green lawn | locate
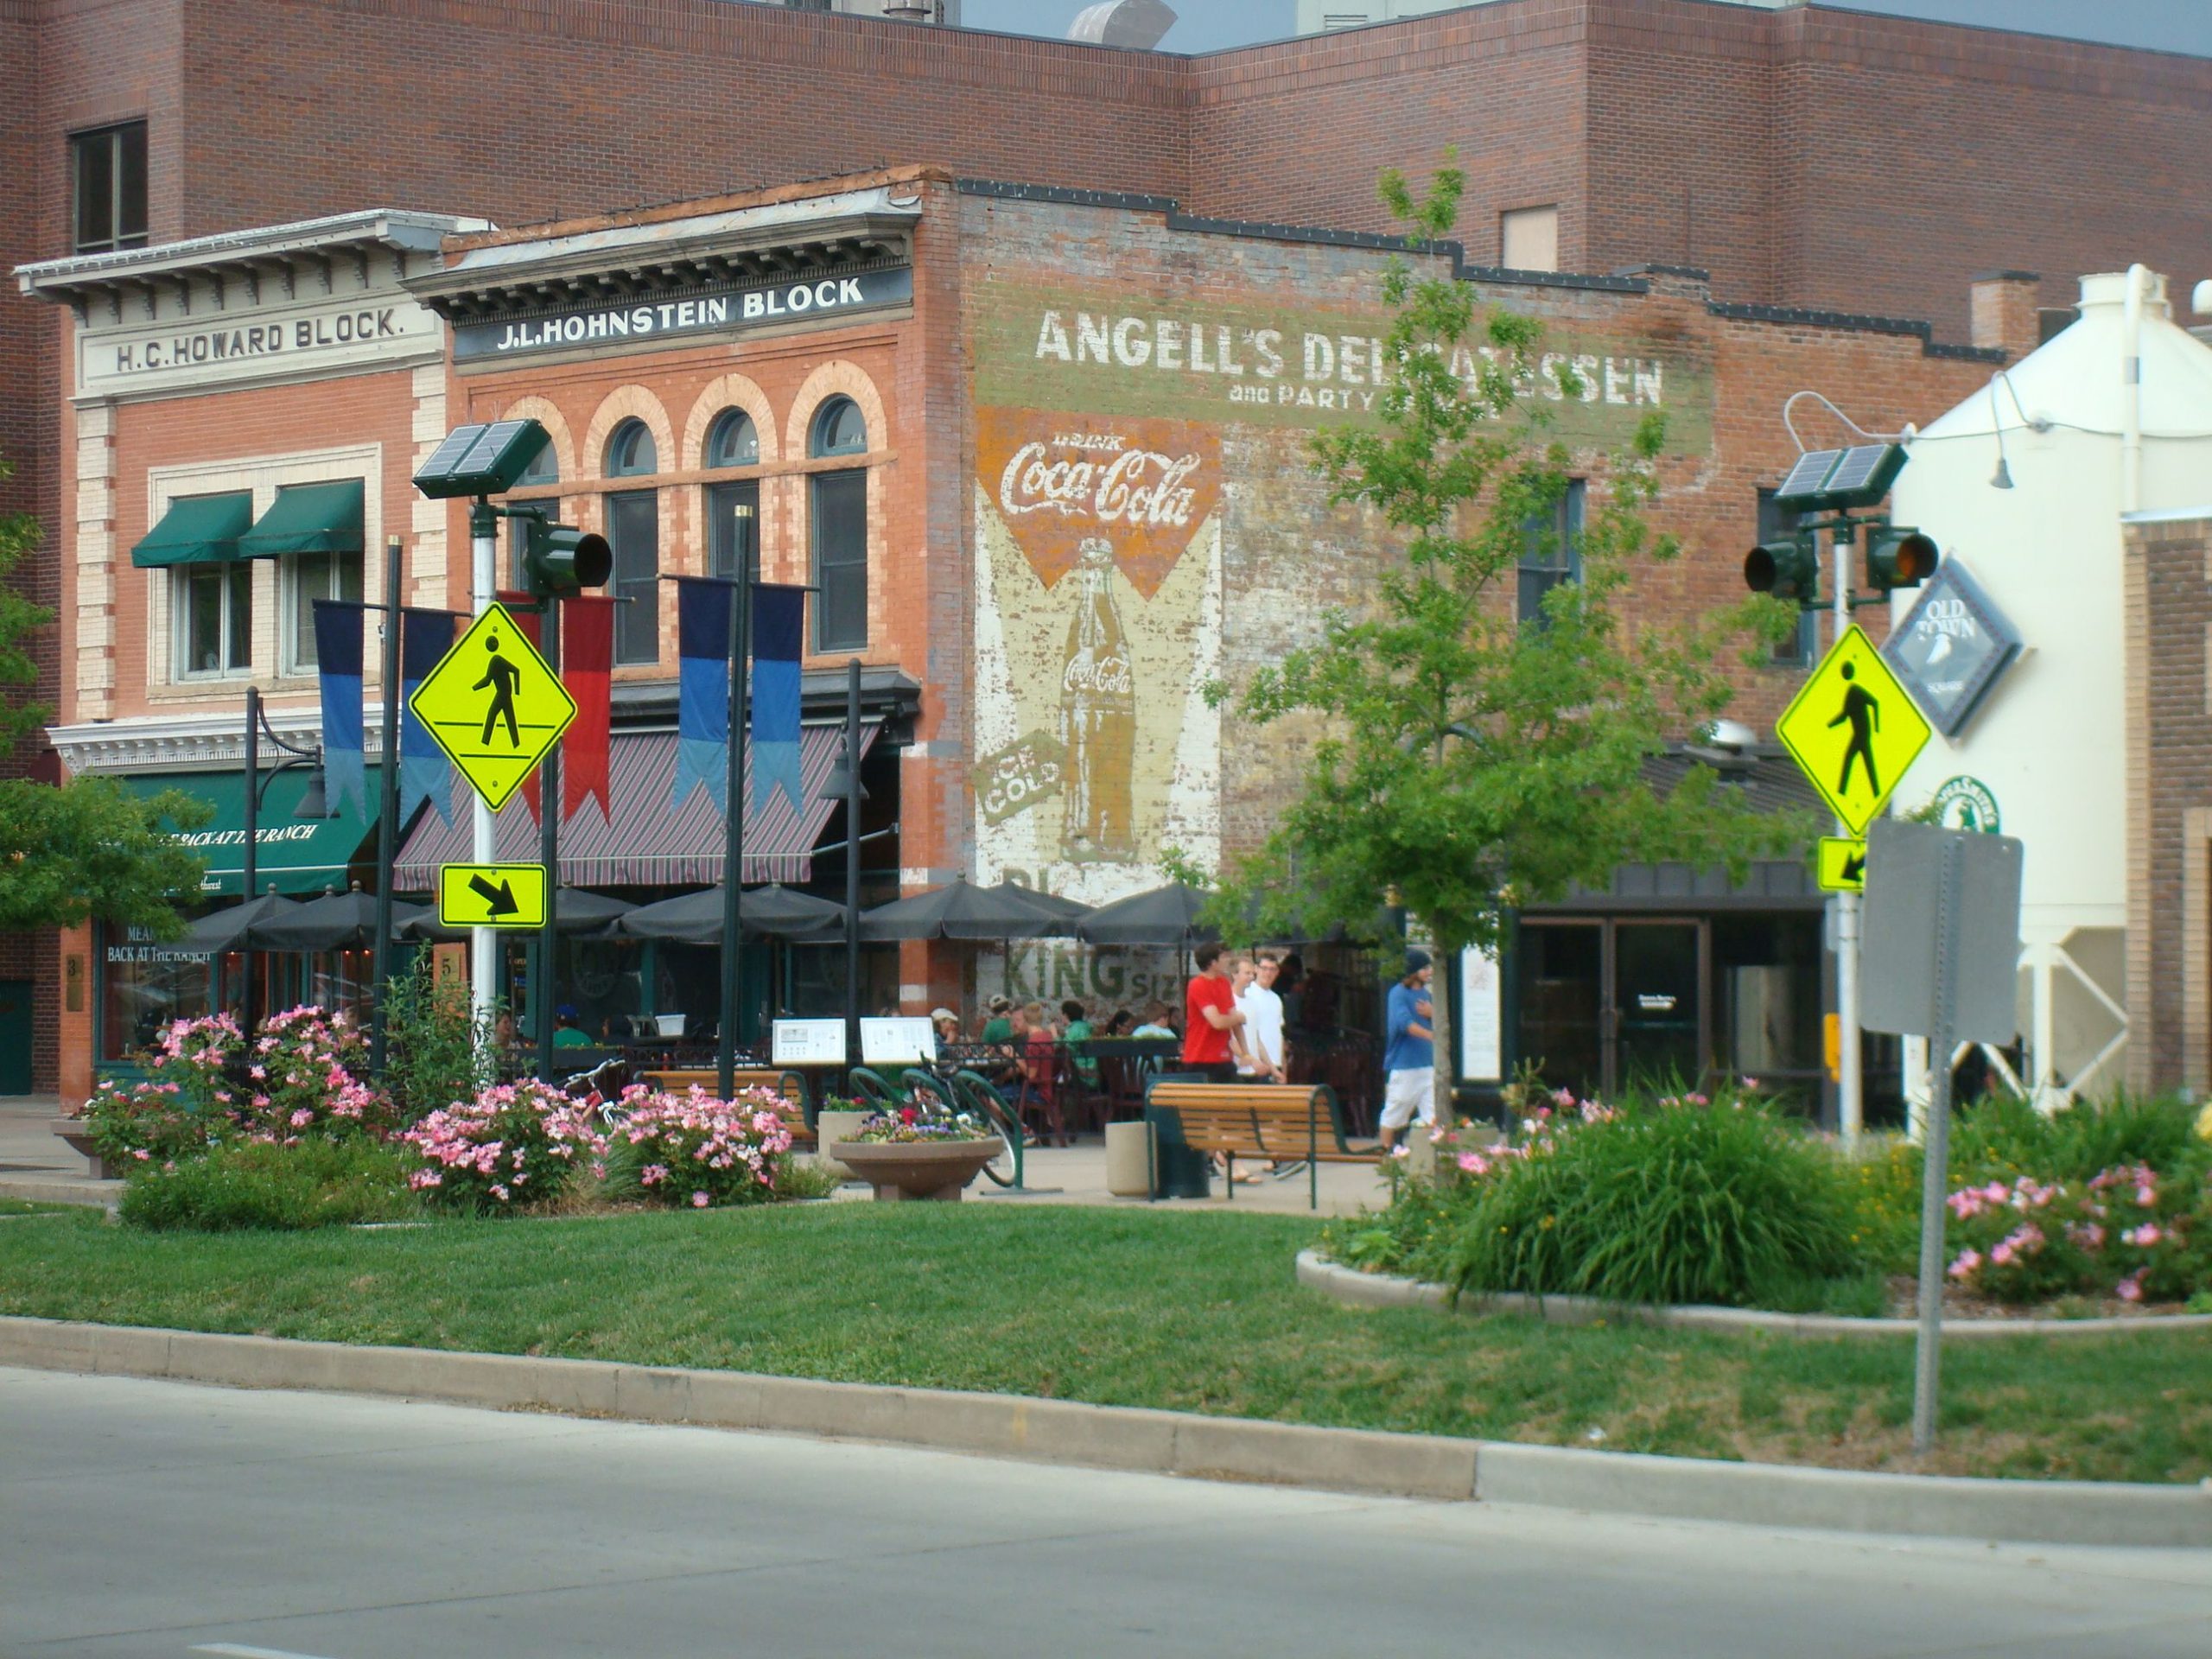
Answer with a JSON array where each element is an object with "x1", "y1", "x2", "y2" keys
[{"x1": 1, "y1": 1203, "x2": 2205, "y2": 1484}]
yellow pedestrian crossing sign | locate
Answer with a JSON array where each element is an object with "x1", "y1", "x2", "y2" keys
[
  {"x1": 408, "y1": 601, "x2": 575, "y2": 812},
  {"x1": 1775, "y1": 624, "x2": 1930, "y2": 835},
  {"x1": 438, "y1": 863, "x2": 549, "y2": 929},
  {"x1": 1817, "y1": 836, "x2": 1867, "y2": 893}
]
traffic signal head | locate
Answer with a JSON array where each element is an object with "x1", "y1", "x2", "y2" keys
[
  {"x1": 1866, "y1": 526, "x2": 1939, "y2": 593},
  {"x1": 522, "y1": 518, "x2": 613, "y2": 598},
  {"x1": 1745, "y1": 536, "x2": 1821, "y2": 605}
]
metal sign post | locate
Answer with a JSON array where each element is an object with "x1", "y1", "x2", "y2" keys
[{"x1": 1861, "y1": 818, "x2": 2024, "y2": 1457}]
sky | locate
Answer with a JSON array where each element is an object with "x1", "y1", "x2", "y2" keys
[{"x1": 957, "y1": 1, "x2": 2212, "y2": 58}]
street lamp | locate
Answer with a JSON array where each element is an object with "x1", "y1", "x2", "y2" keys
[
  {"x1": 239, "y1": 684, "x2": 335, "y2": 1037},
  {"x1": 817, "y1": 659, "x2": 868, "y2": 1079}
]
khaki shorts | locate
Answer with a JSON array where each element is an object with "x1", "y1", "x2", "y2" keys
[{"x1": 1380, "y1": 1066, "x2": 1435, "y2": 1131}]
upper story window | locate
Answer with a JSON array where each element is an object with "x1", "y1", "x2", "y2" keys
[
  {"x1": 181, "y1": 562, "x2": 253, "y2": 679},
  {"x1": 809, "y1": 398, "x2": 869, "y2": 652},
  {"x1": 517, "y1": 441, "x2": 560, "y2": 486},
  {"x1": 604, "y1": 419, "x2": 658, "y2": 477},
  {"x1": 1500, "y1": 204, "x2": 1559, "y2": 273},
  {"x1": 705, "y1": 409, "x2": 760, "y2": 470},
  {"x1": 71, "y1": 122, "x2": 148, "y2": 255},
  {"x1": 1516, "y1": 478, "x2": 1585, "y2": 626},
  {"x1": 811, "y1": 397, "x2": 868, "y2": 460},
  {"x1": 508, "y1": 442, "x2": 559, "y2": 587}
]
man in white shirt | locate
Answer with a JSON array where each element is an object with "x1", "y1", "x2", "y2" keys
[{"x1": 1237, "y1": 953, "x2": 1287, "y2": 1085}]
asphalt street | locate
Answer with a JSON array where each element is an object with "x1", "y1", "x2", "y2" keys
[{"x1": 3, "y1": 1367, "x2": 2209, "y2": 1659}]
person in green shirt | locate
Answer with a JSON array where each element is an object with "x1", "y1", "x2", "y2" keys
[
  {"x1": 552, "y1": 1006, "x2": 594, "y2": 1049},
  {"x1": 977, "y1": 995, "x2": 1015, "y2": 1044},
  {"x1": 1060, "y1": 998, "x2": 1099, "y2": 1088}
]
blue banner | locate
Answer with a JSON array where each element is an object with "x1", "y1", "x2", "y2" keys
[
  {"x1": 400, "y1": 607, "x2": 458, "y2": 825},
  {"x1": 673, "y1": 577, "x2": 731, "y2": 814},
  {"x1": 750, "y1": 585, "x2": 807, "y2": 817},
  {"x1": 312, "y1": 601, "x2": 366, "y2": 818}
]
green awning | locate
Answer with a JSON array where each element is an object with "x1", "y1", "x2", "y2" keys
[
  {"x1": 130, "y1": 492, "x2": 254, "y2": 569},
  {"x1": 238, "y1": 479, "x2": 364, "y2": 558},
  {"x1": 119, "y1": 766, "x2": 382, "y2": 898}
]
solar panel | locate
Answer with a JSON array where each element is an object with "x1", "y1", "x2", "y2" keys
[
  {"x1": 459, "y1": 420, "x2": 532, "y2": 476},
  {"x1": 413, "y1": 423, "x2": 487, "y2": 487},
  {"x1": 1821, "y1": 445, "x2": 1889, "y2": 496},
  {"x1": 1775, "y1": 448, "x2": 1841, "y2": 505}
]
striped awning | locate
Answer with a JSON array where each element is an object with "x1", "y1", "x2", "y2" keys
[{"x1": 393, "y1": 725, "x2": 877, "y2": 890}]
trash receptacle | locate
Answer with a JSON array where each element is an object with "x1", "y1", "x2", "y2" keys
[
  {"x1": 1142, "y1": 1102, "x2": 1212, "y2": 1200},
  {"x1": 1104, "y1": 1120, "x2": 1153, "y2": 1197}
]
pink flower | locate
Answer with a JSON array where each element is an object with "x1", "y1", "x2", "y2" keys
[
  {"x1": 2116, "y1": 1274, "x2": 2145, "y2": 1303},
  {"x1": 1947, "y1": 1249, "x2": 1983, "y2": 1281},
  {"x1": 2124, "y1": 1223, "x2": 2163, "y2": 1248},
  {"x1": 1457, "y1": 1151, "x2": 1489, "y2": 1175},
  {"x1": 692, "y1": 1191, "x2": 710, "y2": 1208}
]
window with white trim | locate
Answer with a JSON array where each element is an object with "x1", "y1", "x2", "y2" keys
[
  {"x1": 283, "y1": 548, "x2": 365, "y2": 675},
  {"x1": 178, "y1": 562, "x2": 253, "y2": 678}
]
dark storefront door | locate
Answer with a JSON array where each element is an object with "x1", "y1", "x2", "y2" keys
[
  {"x1": 0, "y1": 981, "x2": 32, "y2": 1094},
  {"x1": 1516, "y1": 919, "x2": 1711, "y2": 1100}
]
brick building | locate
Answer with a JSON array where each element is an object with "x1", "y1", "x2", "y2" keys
[
  {"x1": 24, "y1": 165, "x2": 2015, "y2": 1113},
  {"x1": 8, "y1": 0, "x2": 2206, "y2": 1096}
]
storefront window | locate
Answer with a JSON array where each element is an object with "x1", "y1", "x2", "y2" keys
[
  {"x1": 810, "y1": 397, "x2": 869, "y2": 652},
  {"x1": 99, "y1": 925, "x2": 212, "y2": 1061},
  {"x1": 181, "y1": 560, "x2": 253, "y2": 677}
]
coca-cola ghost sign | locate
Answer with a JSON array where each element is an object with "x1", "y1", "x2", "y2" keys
[{"x1": 978, "y1": 410, "x2": 1220, "y2": 596}]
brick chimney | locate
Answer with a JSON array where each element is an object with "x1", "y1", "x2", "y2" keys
[{"x1": 1969, "y1": 270, "x2": 2043, "y2": 361}]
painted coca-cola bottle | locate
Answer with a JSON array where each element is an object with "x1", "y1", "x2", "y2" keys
[{"x1": 1059, "y1": 537, "x2": 1135, "y2": 860}]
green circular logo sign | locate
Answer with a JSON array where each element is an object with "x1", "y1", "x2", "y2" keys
[{"x1": 1931, "y1": 776, "x2": 2000, "y2": 835}]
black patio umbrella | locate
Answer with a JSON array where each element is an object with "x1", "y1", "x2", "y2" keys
[
  {"x1": 617, "y1": 884, "x2": 846, "y2": 945},
  {"x1": 979, "y1": 880, "x2": 1091, "y2": 925},
  {"x1": 173, "y1": 891, "x2": 304, "y2": 955},
  {"x1": 253, "y1": 887, "x2": 428, "y2": 951},
  {"x1": 402, "y1": 887, "x2": 634, "y2": 941},
  {"x1": 856, "y1": 875, "x2": 1077, "y2": 943},
  {"x1": 1071, "y1": 881, "x2": 1218, "y2": 948}
]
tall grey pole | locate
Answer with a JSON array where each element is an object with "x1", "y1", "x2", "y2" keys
[
  {"x1": 843, "y1": 658, "x2": 862, "y2": 1077},
  {"x1": 716, "y1": 525, "x2": 753, "y2": 1099},
  {"x1": 370, "y1": 536, "x2": 404, "y2": 1077},
  {"x1": 535, "y1": 596, "x2": 561, "y2": 1084},
  {"x1": 1911, "y1": 836, "x2": 1965, "y2": 1455},
  {"x1": 468, "y1": 499, "x2": 499, "y2": 1035},
  {"x1": 1833, "y1": 521, "x2": 1863, "y2": 1147},
  {"x1": 242, "y1": 685, "x2": 261, "y2": 1039}
]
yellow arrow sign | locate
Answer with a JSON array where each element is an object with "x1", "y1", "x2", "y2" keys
[
  {"x1": 1775, "y1": 624, "x2": 1931, "y2": 835},
  {"x1": 408, "y1": 601, "x2": 575, "y2": 813},
  {"x1": 1817, "y1": 836, "x2": 1866, "y2": 893},
  {"x1": 438, "y1": 862, "x2": 549, "y2": 929}
]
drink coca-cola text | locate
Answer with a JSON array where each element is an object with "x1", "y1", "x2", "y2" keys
[{"x1": 1000, "y1": 434, "x2": 1203, "y2": 532}]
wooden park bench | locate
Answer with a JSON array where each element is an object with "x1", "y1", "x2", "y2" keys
[
  {"x1": 1141, "y1": 1079, "x2": 1382, "y2": 1210},
  {"x1": 636, "y1": 1066, "x2": 815, "y2": 1143}
]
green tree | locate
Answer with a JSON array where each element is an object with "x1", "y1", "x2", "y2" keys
[
  {"x1": 0, "y1": 453, "x2": 208, "y2": 936},
  {"x1": 1211, "y1": 158, "x2": 1796, "y2": 1112}
]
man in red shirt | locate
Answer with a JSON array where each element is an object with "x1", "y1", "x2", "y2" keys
[{"x1": 1182, "y1": 943, "x2": 1245, "y2": 1082}]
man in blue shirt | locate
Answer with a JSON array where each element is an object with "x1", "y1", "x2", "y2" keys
[{"x1": 1378, "y1": 950, "x2": 1435, "y2": 1152}]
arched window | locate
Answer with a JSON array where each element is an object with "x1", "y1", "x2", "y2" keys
[
  {"x1": 810, "y1": 397, "x2": 867, "y2": 459},
  {"x1": 705, "y1": 409, "x2": 759, "y2": 469},
  {"x1": 517, "y1": 438, "x2": 560, "y2": 486},
  {"x1": 508, "y1": 440, "x2": 560, "y2": 587},
  {"x1": 602, "y1": 418, "x2": 659, "y2": 663},
  {"x1": 604, "y1": 418, "x2": 658, "y2": 477},
  {"x1": 808, "y1": 397, "x2": 868, "y2": 650}
]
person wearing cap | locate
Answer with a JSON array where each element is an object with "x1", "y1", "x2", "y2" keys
[
  {"x1": 552, "y1": 1005, "x2": 594, "y2": 1049},
  {"x1": 978, "y1": 995, "x2": 1016, "y2": 1045},
  {"x1": 930, "y1": 1007, "x2": 963, "y2": 1048},
  {"x1": 1377, "y1": 950, "x2": 1436, "y2": 1151}
]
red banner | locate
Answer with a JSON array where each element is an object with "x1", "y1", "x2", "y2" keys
[
  {"x1": 563, "y1": 595, "x2": 614, "y2": 823},
  {"x1": 497, "y1": 591, "x2": 543, "y2": 822}
]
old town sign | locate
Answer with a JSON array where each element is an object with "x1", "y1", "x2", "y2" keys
[{"x1": 408, "y1": 184, "x2": 920, "y2": 365}]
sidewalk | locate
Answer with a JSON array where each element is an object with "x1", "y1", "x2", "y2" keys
[{"x1": 0, "y1": 1094, "x2": 1397, "y2": 1217}]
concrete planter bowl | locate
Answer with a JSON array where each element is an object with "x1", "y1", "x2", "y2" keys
[{"x1": 828, "y1": 1137, "x2": 1006, "y2": 1202}]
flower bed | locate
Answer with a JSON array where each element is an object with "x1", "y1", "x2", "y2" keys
[
  {"x1": 1324, "y1": 1082, "x2": 2212, "y2": 1316},
  {"x1": 398, "y1": 1079, "x2": 608, "y2": 1215},
  {"x1": 848, "y1": 1103, "x2": 995, "y2": 1144},
  {"x1": 605, "y1": 1084, "x2": 798, "y2": 1208}
]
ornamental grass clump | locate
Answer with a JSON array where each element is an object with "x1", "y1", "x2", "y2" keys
[
  {"x1": 1442, "y1": 1090, "x2": 1859, "y2": 1308},
  {"x1": 399, "y1": 1078, "x2": 608, "y2": 1215},
  {"x1": 606, "y1": 1084, "x2": 797, "y2": 1209}
]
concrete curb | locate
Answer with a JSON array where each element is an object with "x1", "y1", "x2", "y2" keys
[
  {"x1": 0, "y1": 1178, "x2": 116, "y2": 1211},
  {"x1": 3, "y1": 1314, "x2": 2205, "y2": 1546},
  {"x1": 1296, "y1": 1249, "x2": 2212, "y2": 1340}
]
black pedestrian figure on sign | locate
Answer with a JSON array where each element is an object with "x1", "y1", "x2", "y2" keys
[
  {"x1": 1829, "y1": 659, "x2": 1880, "y2": 799},
  {"x1": 474, "y1": 632, "x2": 523, "y2": 747}
]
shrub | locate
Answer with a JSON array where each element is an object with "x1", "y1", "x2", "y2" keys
[
  {"x1": 1951, "y1": 1090, "x2": 2207, "y2": 1187},
  {"x1": 381, "y1": 956, "x2": 498, "y2": 1129},
  {"x1": 1440, "y1": 1090, "x2": 1859, "y2": 1307},
  {"x1": 605, "y1": 1084, "x2": 797, "y2": 1208},
  {"x1": 84, "y1": 1013, "x2": 246, "y2": 1166},
  {"x1": 237, "y1": 1006, "x2": 384, "y2": 1144},
  {"x1": 399, "y1": 1079, "x2": 608, "y2": 1215},
  {"x1": 1943, "y1": 1164, "x2": 2212, "y2": 1305},
  {"x1": 119, "y1": 1139, "x2": 416, "y2": 1231}
]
